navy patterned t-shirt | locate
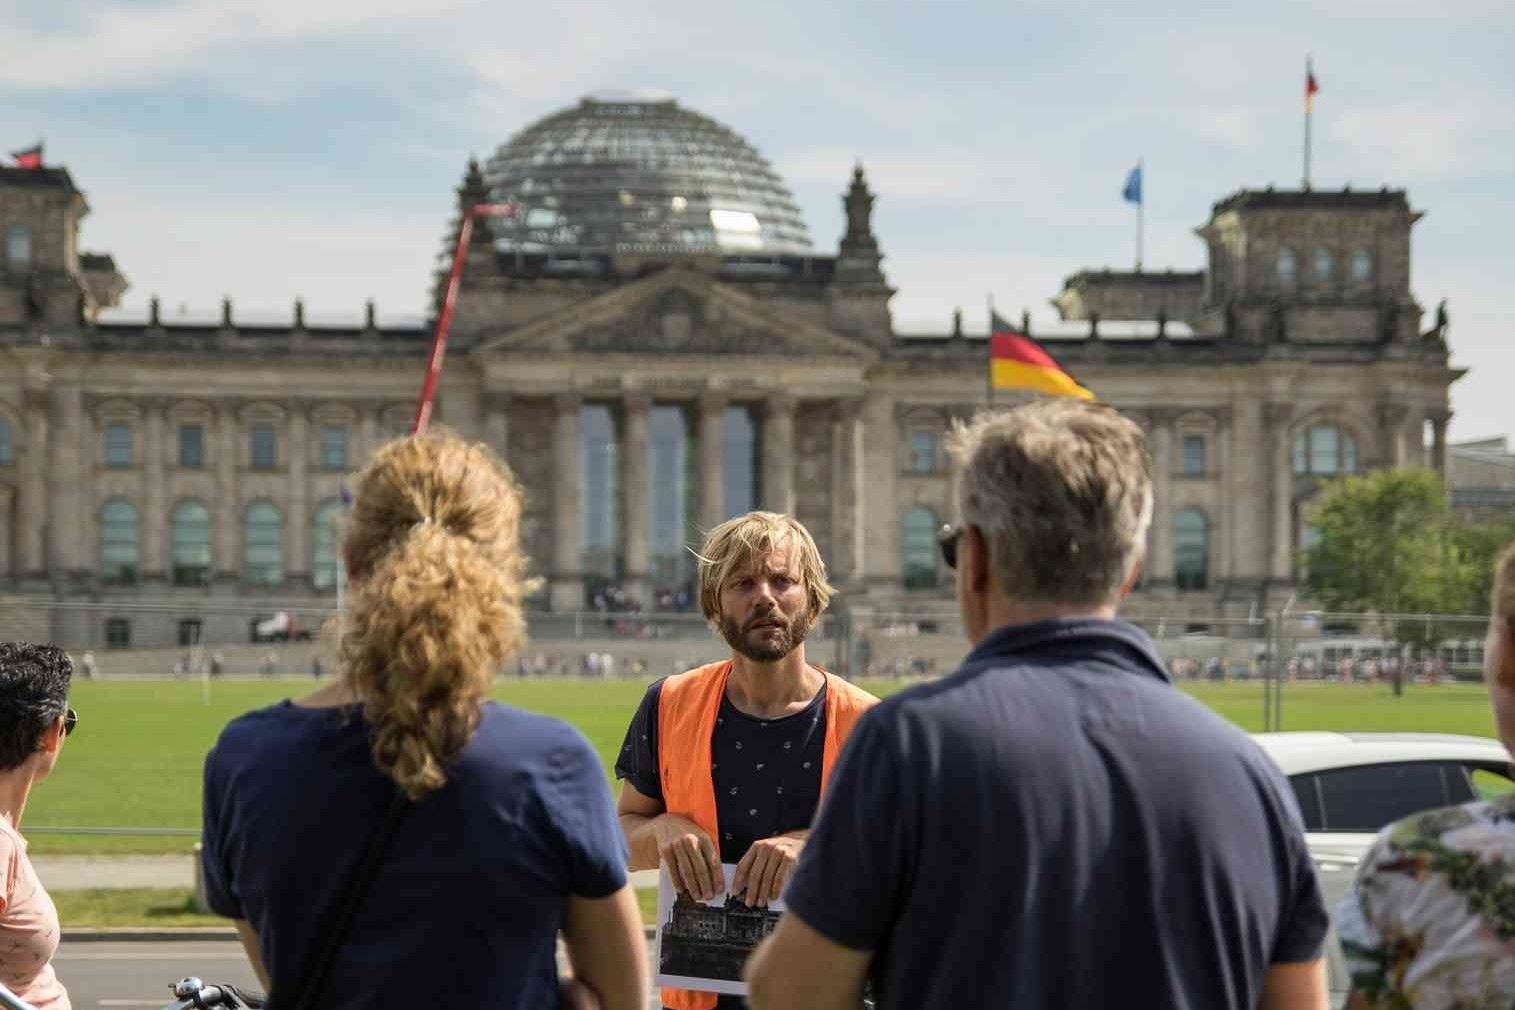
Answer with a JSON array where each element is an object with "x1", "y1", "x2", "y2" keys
[{"x1": 616, "y1": 676, "x2": 827, "y2": 863}]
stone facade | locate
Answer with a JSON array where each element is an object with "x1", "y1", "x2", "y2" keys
[{"x1": 0, "y1": 151, "x2": 1463, "y2": 650}]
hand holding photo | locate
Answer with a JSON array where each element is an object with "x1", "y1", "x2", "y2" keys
[{"x1": 655, "y1": 863, "x2": 786, "y2": 996}]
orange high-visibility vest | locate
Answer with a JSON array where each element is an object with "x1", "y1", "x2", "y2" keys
[{"x1": 657, "y1": 660, "x2": 878, "y2": 1010}]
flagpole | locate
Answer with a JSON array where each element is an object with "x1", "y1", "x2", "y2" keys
[
  {"x1": 1303, "y1": 57, "x2": 1313, "y2": 190},
  {"x1": 985, "y1": 295, "x2": 995, "y2": 408},
  {"x1": 1136, "y1": 158, "x2": 1144, "y2": 271}
]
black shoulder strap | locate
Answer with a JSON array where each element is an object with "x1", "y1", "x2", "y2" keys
[{"x1": 277, "y1": 787, "x2": 408, "y2": 1010}]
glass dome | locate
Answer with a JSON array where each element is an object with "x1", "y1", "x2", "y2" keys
[{"x1": 482, "y1": 93, "x2": 812, "y2": 256}]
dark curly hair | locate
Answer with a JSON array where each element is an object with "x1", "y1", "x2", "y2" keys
[{"x1": 0, "y1": 643, "x2": 72, "y2": 771}]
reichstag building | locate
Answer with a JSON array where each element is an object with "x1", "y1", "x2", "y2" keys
[{"x1": 0, "y1": 93, "x2": 1460, "y2": 649}]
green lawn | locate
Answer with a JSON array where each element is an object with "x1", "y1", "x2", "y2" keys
[
  {"x1": 25, "y1": 677, "x2": 1499, "y2": 854},
  {"x1": 53, "y1": 886, "x2": 665, "y2": 928}
]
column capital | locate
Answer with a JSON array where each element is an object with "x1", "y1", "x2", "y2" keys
[
  {"x1": 763, "y1": 391, "x2": 798, "y2": 417},
  {"x1": 622, "y1": 390, "x2": 654, "y2": 413},
  {"x1": 698, "y1": 388, "x2": 728, "y2": 413},
  {"x1": 833, "y1": 397, "x2": 864, "y2": 423},
  {"x1": 1376, "y1": 401, "x2": 1411, "y2": 430},
  {"x1": 1425, "y1": 407, "x2": 1453, "y2": 427}
]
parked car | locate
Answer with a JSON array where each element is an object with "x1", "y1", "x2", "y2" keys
[{"x1": 1252, "y1": 731, "x2": 1513, "y2": 1002}]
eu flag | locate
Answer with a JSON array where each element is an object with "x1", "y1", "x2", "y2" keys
[{"x1": 1122, "y1": 164, "x2": 1142, "y2": 205}]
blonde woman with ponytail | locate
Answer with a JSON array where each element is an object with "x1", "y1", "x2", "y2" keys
[{"x1": 199, "y1": 430, "x2": 648, "y2": 1010}]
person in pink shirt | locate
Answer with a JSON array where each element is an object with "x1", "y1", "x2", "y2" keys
[{"x1": 0, "y1": 643, "x2": 76, "y2": 1010}]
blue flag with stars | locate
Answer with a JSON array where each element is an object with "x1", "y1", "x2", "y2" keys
[{"x1": 1122, "y1": 164, "x2": 1142, "y2": 205}]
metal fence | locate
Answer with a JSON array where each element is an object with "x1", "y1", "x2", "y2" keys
[{"x1": 0, "y1": 596, "x2": 848, "y2": 681}]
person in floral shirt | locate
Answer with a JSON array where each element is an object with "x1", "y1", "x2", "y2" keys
[{"x1": 1337, "y1": 540, "x2": 1515, "y2": 1009}]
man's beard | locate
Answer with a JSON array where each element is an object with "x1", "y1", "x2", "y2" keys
[{"x1": 719, "y1": 611, "x2": 809, "y2": 663}]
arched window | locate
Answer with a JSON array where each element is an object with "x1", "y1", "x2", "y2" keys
[
  {"x1": 171, "y1": 500, "x2": 211, "y2": 586},
  {"x1": 902, "y1": 506, "x2": 940, "y2": 589},
  {"x1": 99, "y1": 499, "x2": 139, "y2": 584},
  {"x1": 1312, "y1": 247, "x2": 1333, "y2": 282},
  {"x1": 244, "y1": 501, "x2": 283, "y2": 587},
  {"x1": 5, "y1": 225, "x2": 30, "y2": 269},
  {"x1": 0, "y1": 418, "x2": 12, "y2": 465},
  {"x1": 311, "y1": 500, "x2": 342, "y2": 591},
  {"x1": 1174, "y1": 508, "x2": 1209, "y2": 591},
  {"x1": 1292, "y1": 424, "x2": 1361, "y2": 476},
  {"x1": 1351, "y1": 248, "x2": 1374, "y2": 283},
  {"x1": 1276, "y1": 248, "x2": 1297, "y2": 285}
]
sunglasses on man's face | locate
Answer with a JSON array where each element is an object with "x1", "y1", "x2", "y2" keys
[
  {"x1": 63, "y1": 708, "x2": 78, "y2": 738},
  {"x1": 937, "y1": 525, "x2": 965, "y2": 571}
]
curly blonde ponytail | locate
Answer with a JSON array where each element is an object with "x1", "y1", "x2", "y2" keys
[{"x1": 339, "y1": 430, "x2": 533, "y2": 799}]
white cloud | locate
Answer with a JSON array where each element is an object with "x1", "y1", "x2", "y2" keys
[
  {"x1": 780, "y1": 147, "x2": 1000, "y2": 202},
  {"x1": 1196, "y1": 107, "x2": 1253, "y2": 150},
  {"x1": 0, "y1": 0, "x2": 474, "y2": 90},
  {"x1": 1334, "y1": 104, "x2": 1476, "y2": 179}
]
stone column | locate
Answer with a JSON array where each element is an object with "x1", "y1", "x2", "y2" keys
[
  {"x1": 47, "y1": 383, "x2": 85, "y2": 576},
  {"x1": 860, "y1": 392, "x2": 899, "y2": 590},
  {"x1": 1266, "y1": 403, "x2": 1295, "y2": 582},
  {"x1": 697, "y1": 390, "x2": 726, "y2": 531},
  {"x1": 17, "y1": 391, "x2": 47, "y2": 577},
  {"x1": 287, "y1": 404, "x2": 309, "y2": 584},
  {"x1": 1228, "y1": 397, "x2": 1266, "y2": 584},
  {"x1": 357, "y1": 400, "x2": 380, "y2": 467},
  {"x1": 215, "y1": 403, "x2": 240, "y2": 581},
  {"x1": 549, "y1": 393, "x2": 583, "y2": 611},
  {"x1": 761, "y1": 393, "x2": 796, "y2": 515},
  {"x1": 0, "y1": 486, "x2": 12, "y2": 579},
  {"x1": 829, "y1": 398, "x2": 866, "y2": 588},
  {"x1": 1430, "y1": 410, "x2": 1451, "y2": 477},
  {"x1": 142, "y1": 400, "x2": 167, "y2": 581},
  {"x1": 1147, "y1": 409, "x2": 1175, "y2": 585},
  {"x1": 1377, "y1": 402, "x2": 1412, "y2": 468},
  {"x1": 484, "y1": 392, "x2": 510, "y2": 459},
  {"x1": 621, "y1": 393, "x2": 651, "y2": 606}
]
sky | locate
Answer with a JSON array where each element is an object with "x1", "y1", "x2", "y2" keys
[{"x1": 1, "y1": 0, "x2": 1511, "y2": 441}]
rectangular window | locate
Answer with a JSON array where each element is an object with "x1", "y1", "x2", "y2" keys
[
  {"x1": 320, "y1": 426, "x2": 348, "y2": 471},
  {"x1": 179, "y1": 425, "x2": 204, "y2": 468},
  {"x1": 1181, "y1": 434, "x2": 1207, "y2": 476},
  {"x1": 177, "y1": 619, "x2": 203, "y2": 647},
  {"x1": 908, "y1": 431, "x2": 938, "y2": 474},
  {"x1": 104, "y1": 617, "x2": 131, "y2": 649},
  {"x1": 250, "y1": 423, "x2": 277, "y2": 470},
  {"x1": 104, "y1": 422, "x2": 133, "y2": 467}
]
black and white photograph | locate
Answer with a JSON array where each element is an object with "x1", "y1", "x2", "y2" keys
[{"x1": 655, "y1": 864, "x2": 785, "y2": 996}]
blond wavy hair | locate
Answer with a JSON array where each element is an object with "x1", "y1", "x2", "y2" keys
[
  {"x1": 695, "y1": 511, "x2": 833, "y2": 628},
  {"x1": 340, "y1": 428, "x2": 533, "y2": 799}
]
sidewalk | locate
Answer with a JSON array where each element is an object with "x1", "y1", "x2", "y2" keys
[{"x1": 35, "y1": 854, "x2": 660, "y2": 891}]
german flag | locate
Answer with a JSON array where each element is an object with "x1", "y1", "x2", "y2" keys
[{"x1": 989, "y1": 311, "x2": 1094, "y2": 400}]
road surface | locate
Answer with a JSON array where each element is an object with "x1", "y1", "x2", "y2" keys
[{"x1": 55, "y1": 939, "x2": 664, "y2": 1010}]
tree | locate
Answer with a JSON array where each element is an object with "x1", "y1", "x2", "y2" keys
[{"x1": 1304, "y1": 468, "x2": 1513, "y2": 692}]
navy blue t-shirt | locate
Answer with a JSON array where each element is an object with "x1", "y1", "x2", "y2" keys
[
  {"x1": 616, "y1": 678, "x2": 826, "y2": 864},
  {"x1": 201, "y1": 700, "x2": 627, "y2": 1010},
  {"x1": 784, "y1": 618, "x2": 1329, "y2": 1010}
]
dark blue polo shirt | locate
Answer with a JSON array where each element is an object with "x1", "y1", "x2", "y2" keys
[{"x1": 783, "y1": 618, "x2": 1329, "y2": 1010}]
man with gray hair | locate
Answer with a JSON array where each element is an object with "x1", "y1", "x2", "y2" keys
[{"x1": 747, "y1": 399, "x2": 1330, "y2": 1010}]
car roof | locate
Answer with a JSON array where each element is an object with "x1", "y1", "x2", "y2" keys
[{"x1": 1251, "y1": 731, "x2": 1509, "y2": 775}]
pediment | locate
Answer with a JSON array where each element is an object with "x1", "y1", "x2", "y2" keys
[{"x1": 470, "y1": 267, "x2": 877, "y2": 360}]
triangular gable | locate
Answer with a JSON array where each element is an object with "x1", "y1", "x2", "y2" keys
[{"x1": 469, "y1": 266, "x2": 877, "y2": 360}]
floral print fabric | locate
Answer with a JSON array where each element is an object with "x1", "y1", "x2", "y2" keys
[{"x1": 1337, "y1": 793, "x2": 1515, "y2": 1008}]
